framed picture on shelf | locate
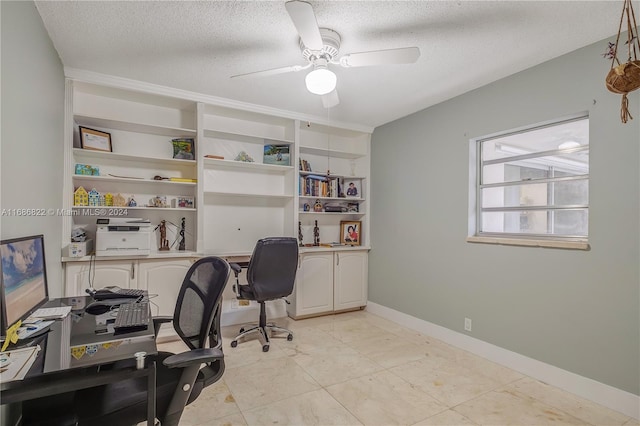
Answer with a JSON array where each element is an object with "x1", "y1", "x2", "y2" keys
[
  {"x1": 344, "y1": 179, "x2": 360, "y2": 198},
  {"x1": 172, "y1": 138, "x2": 195, "y2": 160},
  {"x1": 340, "y1": 220, "x2": 361, "y2": 246},
  {"x1": 347, "y1": 202, "x2": 359, "y2": 212},
  {"x1": 79, "y1": 126, "x2": 112, "y2": 152},
  {"x1": 263, "y1": 144, "x2": 290, "y2": 166}
]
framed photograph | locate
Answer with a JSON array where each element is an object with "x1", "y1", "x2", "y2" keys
[
  {"x1": 340, "y1": 220, "x2": 362, "y2": 246},
  {"x1": 79, "y1": 126, "x2": 112, "y2": 152},
  {"x1": 263, "y1": 144, "x2": 290, "y2": 166},
  {"x1": 172, "y1": 138, "x2": 195, "y2": 160},
  {"x1": 344, "y1": 179, "x2": 360, "y2": 198}
]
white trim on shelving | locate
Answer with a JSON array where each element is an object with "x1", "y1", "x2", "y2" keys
[
  {"x1": 365, "y1": 301, "x2": 640, "y2": 420},
  {"x1": 203, "y1": 191, "x2": 293, "y2": 199},
  {"x1": 73, "y1": 148, "x2": 196, "y2": 167},
  {"x1": 203, "y1": 157, "x2": 293, "y2": 173},
  {"x1": 72, "y1": 175, "x2": 197, "y2": 186}
]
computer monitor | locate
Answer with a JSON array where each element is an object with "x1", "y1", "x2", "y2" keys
[{"x1": 0, "y1": 234, "x2": 49, "y2": 337}]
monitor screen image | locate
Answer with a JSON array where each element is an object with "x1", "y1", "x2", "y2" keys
[{"x1": 0, "y1": 234, "x2": 49, "y2": 330}]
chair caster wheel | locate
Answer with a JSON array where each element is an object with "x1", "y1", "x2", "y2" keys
[
  {"x1": 239, "y1": 327, "x2": 245, "y2": 333},
  {"x1": 287, "y1": 334, "x2": 293, "y2": 341},
  {"x1": 262, "y1": 345, "x2": 269, "y2": 352},
  {"x1": 230, "y1": 340, "x2": 238, "y2": 348}
]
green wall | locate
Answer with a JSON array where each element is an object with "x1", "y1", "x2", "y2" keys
[
  {"x1": 1, "y1": 4, "x2": 64, "y2": 422},
  {"x1": 1, "y1": 0, "x2": 65, "y2": 298},
  {"x1": 370, "y1": 36, "x2": 639, "y2": 395}
]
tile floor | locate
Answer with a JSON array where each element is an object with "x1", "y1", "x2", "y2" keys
[{"x1": 158, "y1": 310, "x2": 638, "y2": 426}]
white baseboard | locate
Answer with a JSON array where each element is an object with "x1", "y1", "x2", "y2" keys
[{"x1": 366, "y1": 301, "x2": 640, "y2": 420}]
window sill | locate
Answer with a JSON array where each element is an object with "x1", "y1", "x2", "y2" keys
[{"x1": 466, "y1": 236, "x2": 590, "y2": 250}]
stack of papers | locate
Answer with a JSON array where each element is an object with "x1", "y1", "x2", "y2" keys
[
  {"x1": 0, "y1": 345, "x2": 41, "y2": 382},
  {"x1": 29, "y1": 306, "x2": 72, "y2": 320}
]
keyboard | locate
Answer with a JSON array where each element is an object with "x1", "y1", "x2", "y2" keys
[
  {"x1": 93, "y1": 288, "x2": 146, "y2": 301},
  {"x1": 114, "y1": 302, "x2": 149, "y2": 334}
]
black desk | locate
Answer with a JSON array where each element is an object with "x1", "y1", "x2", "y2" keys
[{"x1": 1, "y1": 297, "x2": 157, "y2": 426}]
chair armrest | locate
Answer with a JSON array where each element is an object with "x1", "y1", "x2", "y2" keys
[
  {"x1": 229, "y1": 262, "x2": 242, "y2": 275},
  {"x1": 163, "y1": 348, "x2": 224, "y2": 369},
  {"x1": 229, "y1": 263, "x2": 242, "y2": 298},
  {"x1": 152, "y1": 316, "x2": 173, "y2": 340}
]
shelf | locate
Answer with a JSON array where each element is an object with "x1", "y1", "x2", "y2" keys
[
  {"x1": 204, "y1": 191, "x2": 294, "y2": 200},
  {"x1": 204, "y1": 158, "x2": 293, "y2": 173},
  {"x1": 299, "y1": 196, "x2": 364, "y2": 202},
  {"x1": 299, "y1": 145, "x2": 365, "y2": 160},
  {"x1": 75, "y1": 114, "x2": 196, "y2": 137},
  {"x1": 299, "y1": 211, "x2": 365, "y2": 216},
  {"x1": 299, "y1": 171, "x2": 366, "y2": 180},
  {"x1": 62, "y1": 250, "x2": 201, "y2": 262},
  {"x1": 203, "y1": 128, "x2": 293, "y2": 145},
  {"x1": 74, "y1": 148, "x2": 196, "y2": 168},
  {"x1": 72, "y1": 206, "x2": 196, "y2": 212},
  {"x1": 73, "y1": 175, "x2": 196, "y2": 186}
]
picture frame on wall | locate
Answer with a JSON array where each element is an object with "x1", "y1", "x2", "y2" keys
[
  {"x1": 79, "y1": 126, "x2": 112, "y2": 152},
  {"x1": 340, "y1": 220, "x2": 361, "y2": 246}
]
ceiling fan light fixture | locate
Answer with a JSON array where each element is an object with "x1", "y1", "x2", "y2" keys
[
  {"x1": 305, "y1": 66, "x2": 337, "y2": 95},
  {"x1": 558, "y1": 141, "x2": 580, "y2": 150}
]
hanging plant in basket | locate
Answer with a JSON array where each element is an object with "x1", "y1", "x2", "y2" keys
[{"x1": 604, "y1": 0, "x2": 640, "y2": 123}]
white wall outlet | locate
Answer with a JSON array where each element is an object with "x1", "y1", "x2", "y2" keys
[{"x1": 464, "y1": 317, "x2": 472, "y2": 332}]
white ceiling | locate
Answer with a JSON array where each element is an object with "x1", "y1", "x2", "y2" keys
[{"x1": 35, "y1": 1, "x2": 625, "y2": 129}]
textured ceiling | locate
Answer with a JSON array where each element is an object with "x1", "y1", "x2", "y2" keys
[{"x1": 35, "y1": 1, "x2": 627, "y2": 128}]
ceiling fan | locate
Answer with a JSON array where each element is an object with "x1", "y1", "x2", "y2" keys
[{"x1": 231, "y1": 0, "x2": 421, "y2": 108}]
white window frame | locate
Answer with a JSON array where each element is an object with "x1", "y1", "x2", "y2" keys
[{"x1": 467, "y1": 115, "x2": 590, "y2": 250}]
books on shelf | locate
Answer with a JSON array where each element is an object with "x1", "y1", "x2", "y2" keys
[
  {"x1": 299, "y1": 175, "x2": 341, "y2": 198},
  {"x1": 299, "y1": 158, "x2": 312, "y2": 172}
]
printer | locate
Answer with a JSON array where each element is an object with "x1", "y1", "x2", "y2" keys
[{"x1": 95, "y1": 218, "x2": 152, "y2": 256}]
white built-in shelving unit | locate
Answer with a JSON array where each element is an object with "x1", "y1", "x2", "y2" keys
[{"x1": 61, "y1": 73, "x2": 372, "y2": 323}]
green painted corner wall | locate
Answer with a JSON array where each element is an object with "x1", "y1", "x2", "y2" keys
[
  {"x1": 1, "y1": 0, "x2": 65, "y2": 296},
  {"x1": 370, "y1": 36, "x2": 640, "y2": 395}
]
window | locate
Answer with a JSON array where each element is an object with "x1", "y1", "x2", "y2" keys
[{"x1": 470, "y1": 116, "x2": 589, "y2": 248}]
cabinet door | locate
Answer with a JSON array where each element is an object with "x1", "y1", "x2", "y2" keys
[
  {"x1": 137, "y1": 258, "x2": 195, "y2": 317},
  {"x1": 64, "y1": 260, "x2": 136, "y2": 296},
  {"x1": 334, "y1": 251, "x2": 368, "y2": 311},
  {"x1": 293, "y1": 253, "x2": 334, "y2": 317}
]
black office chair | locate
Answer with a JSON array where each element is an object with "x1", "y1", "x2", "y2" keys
[
  {"x1": 70, "y1": 256, "x2": 230, "y2": 426},
  {"x1": 230, "y1": 237, "x2": 298, "y2": 352}
]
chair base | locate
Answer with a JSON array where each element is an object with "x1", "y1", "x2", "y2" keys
[{"x1": 230, "y1": 323, "x2": 293, "y2": 352}]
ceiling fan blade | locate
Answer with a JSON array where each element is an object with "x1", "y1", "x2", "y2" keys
[
  {"x1": 285, "y1": 0, "x2": 323, "y2": 51},
  {"x1": 339, "y1": 47, "x2": 420, "y2": 68},
  {"x1": 231, "y1": 64, "x2": 309, "y2": 79},
  {"x1": 322, "y1": 89, "x2": 340, "y2": 108}
]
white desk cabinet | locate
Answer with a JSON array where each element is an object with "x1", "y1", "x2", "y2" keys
[
  {"x1": 287, "y1": 250, "x2": 368, "y2": 319},
  {"x1": 334, "y1": 251, "x2": 368, "y2": 311},
  {"x1": 289, "y1": 252, "x2": 334, "y2": 317},
  {"x1": 64, "y1": 258, "x2": 196, "y2": 314},
  {"x1": 64, "y1": 260, "x2": 137, "y2": 296},
  {"x1": 137, "y1": 258, "x2": 195, "y2": 316}
]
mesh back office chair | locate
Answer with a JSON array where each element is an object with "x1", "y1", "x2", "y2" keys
[
  {"x1": 70, "y1": 256, "x2": 231, "y2": 426},
  {"x1": 230, "y1": 237, "x2": 298, "y2": 352}
]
